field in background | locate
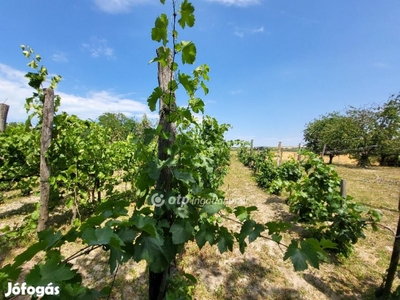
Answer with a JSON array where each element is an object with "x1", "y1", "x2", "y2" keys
[
  {"x1": 240, "y1": 146, "x2": 360, "y2": 165},
  {"x1": 275, "y1": 148, "x2": 358, "y2": 165}
]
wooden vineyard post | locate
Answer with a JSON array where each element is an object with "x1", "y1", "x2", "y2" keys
[
  {"x1": 379, "y1": 193, "x2": 400, "y2": 298},
  {"x1": 250, "y1": 139, "x2": 253, "y2": 156},
  {"x1": 297, "y1": 143, "x2": 301, "y2": 161},
  {"x1": 277, "y1": 141, "x2": 282, "y2": 166},
  {"x1": 340, "y1": 179, "x2": 346, "y2": 198},
  {"x1": 0, "y1": 103, "x2": 10, "y2": 132},
  {"x1": 37, "y1": 89, "x2": 54, "y2": 232},
  {"x1": 149, "y1": 47, "x2": 177, "y2": 300}
]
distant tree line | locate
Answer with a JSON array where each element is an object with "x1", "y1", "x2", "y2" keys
[
  {"x1": 97, "y1": 112, "x2": 153, "y2": 142},
  {"x1": 303, "y1": 93, "x2": 400, "y2": 167}
]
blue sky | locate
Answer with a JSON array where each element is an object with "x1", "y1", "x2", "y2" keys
[{"x1": 1, "y1": 0, "x2": 399, "y2": 146}]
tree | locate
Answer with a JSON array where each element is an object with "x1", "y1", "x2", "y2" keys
[
  {"x1": 97, "y1": 112, "x2": 138, "y2": 142},
  {"x1": 303, "y1": 112, "x2": 354, "y2": 164},
  {"x1": 375, "y1": 94, "x2": 400, "y2": 166},
  {"x1": 345, "y1": 106, "x2": 380, "y2": 168},
  {"x1": 134, "y1": 114, "x2": 153, "y2": 139}
]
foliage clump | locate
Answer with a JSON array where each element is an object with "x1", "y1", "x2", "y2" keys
[
  {"x1": 303, "y1": 94, "x2": 400, "y2": 167},
  {"x1": 287, "y1": 151, "x2": 381, "y2": 256},
  {"x1": 238, "y1": 145, "x2": 301, "y2": 195},
  {"x1": 238, "y1": 145, "x2": 381, "y2": 257}
]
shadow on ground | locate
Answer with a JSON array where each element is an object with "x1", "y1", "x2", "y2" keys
[
  {"x1": 222, "y1": 258, "x2": 303, "y2": 300},
  {"x1": 188, "y1": 245, "x2": 308, "y2": 300},
  {"x1": 264, "y1": 196, "x2": 305, "y2": 236},
  {"x1": 73, "y1": 248, "x2": 148, "y2": 300},
  {"x1": 0, "y1": 202, "x2": 36, "y2": 220},
  {"x1": 303, "y1": 272, "x2": 380, "y2": 300}
]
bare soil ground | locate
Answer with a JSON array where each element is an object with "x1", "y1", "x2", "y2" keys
[{"x1": 1, "y1": 151, "x2": 399, "y2": 299}]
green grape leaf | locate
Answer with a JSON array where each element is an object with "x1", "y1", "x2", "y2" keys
[
  {"x1": 131, "y1": 214, "x2": 158, "y2": 238},
  {"x1": 25, "y1": 252, "x2": 76, "y2": 286},
  {"x1": 283, "y1": 240, "x2": 320, "y2": 271},
  {"x1": 320, "y1": 238, "x2": 337, "y2": 250},
  {"x1": 179, "y1": 0, "x2": 195, "y2": 28},
  {"x1": 13, "y1": 241, "x2": 47, "y2": 268},
  {"x1": 38, "y1": 229, "x2": 63, "y2": 250},
  {"x1": 147, "y1": 87, "x2": 163, "y2": 112},
  {"x1": 81, "y1": 226, "x2": 123, "y2": 247},
  {"x1": 234, "y1": 206, "x2": 248, "y2": 222},
  {"x1": 178, "y1": 73, "x2": 195, "y2": 95},
  {"x1": 216, "y1": 227, "x2": 234, "y2": 253},
  {"x1": 170, "y1": 219, "x2": 194, "y2": 244},
  {"x1": 133, "y1": 234, "x2": 164, "y2": 265},
  {"x1": 181, "y1": 41, "x2": 196, "y2": 64},
  {"x1": 189, "y1": 98, "x2": 204, "y2": 113},
  {"x1": 173, "y1": 169, "x2": 196, "y2": 184},
  {"x1": 265, "y1": 221, "x2": 291, "y2": 235},
  {"x1": 195, "y1": 223, "x2": 215, "y2": 248},
  {"x1": 200, "y1": 81, "x2": 209, "y2": 95},
  {"x1": 149, "y1": 236, "x2": 175, "y2": 273},
  {"x1": 238, "y1": 219, "x2": 264, "y2": 245},
  {"x1": 201, "y1": 203, "x2": 225, "y2": 215},
  {"x1": 151, "y1": 13, "x2": 169, "y2": 45}
]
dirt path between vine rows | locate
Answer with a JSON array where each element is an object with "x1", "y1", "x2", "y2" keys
[
  {"x1": 0, "y1": 194, "x2": 38, "y2": 234},
  {"x1": 179, "y1": 153, "x2": 342, "y2": 300}
]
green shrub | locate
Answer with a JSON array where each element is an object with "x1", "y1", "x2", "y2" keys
[{"x1": 287, "y1": 151, "x2": 381, "y2": 256}]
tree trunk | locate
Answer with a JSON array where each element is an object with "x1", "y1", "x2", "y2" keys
[
  {"x1": 149, "y1": 47, "x2": 177, "y2": 300},
  {"x1": 38, "y1": 89, "x2": 54, "y2": 232},
  {"x1": 96, "y1": 178, "x2": 101, "y2": 202},
  {"x1": 357, "y1": 153, "x2": 370, "y2": 168},
  {"x1": 0, "y1": 103, "x2": 10, "y2": 132},
  {"x1": 328, "y1": 154, "x2": 334, "y2": 164},
  {"x1": 379, "y1": 154, "x2": 387, "y2": 166}
]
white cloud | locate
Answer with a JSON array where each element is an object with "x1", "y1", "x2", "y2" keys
[
  {"x1": 92, "y1": 0, "x2": 154, "y2": 14},
  {"x1": 372, "y1": 62, "x2": 390, "y2": 69},
  {"x1": 0, "y1": 63, "x2": 27, "y2": 85},
  {"x1": 0, "y1": 63, "x2": 156, "y2": 123},
  {"x1": 207, "y1": 0, "x2": 260, "y2": 7},
  {"x1": 230, "y1": 89, "x2": 243, "y2": 95},
  {"x1": 82, "y1": 37, "x2": 114, "y2": 59},
  {"x1": 279, "y1": 10, "x2": 319, "y2": 25},
  {"x1": 58, "y1": 90, "x2": 154, "y2": 120},
  {"x1": 52, "y1": 52, "x2": 68, "y2": 63},
  {"x1": 234, "y1": 31, "x2": 244, "y2": 38},
  {"x1": 0, "y1": 63, "x2": 32, "y2": 120},
  {"x1": 233, "y1": 25, "x2": 264, "y2": 37}
]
